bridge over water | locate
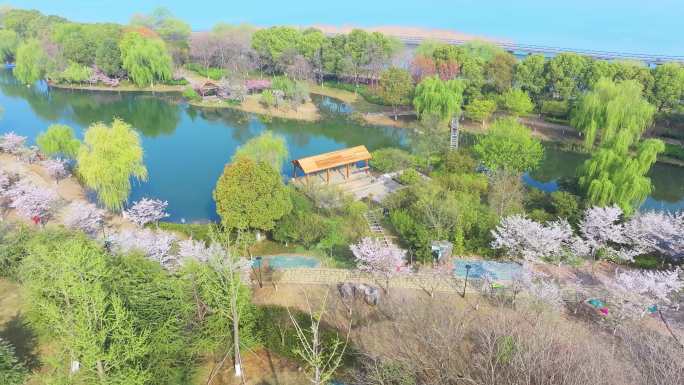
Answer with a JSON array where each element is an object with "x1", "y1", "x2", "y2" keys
[
  {"x1": 326, "y1": 32, "x2": 684, "y2": 66},
  {"x1": 396, "y1": 35, "x2": 684, "y2": 66}
]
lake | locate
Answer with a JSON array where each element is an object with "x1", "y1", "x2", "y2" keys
[{"x1": 1, "y1": 69, "x2": 682, "y2": 221}]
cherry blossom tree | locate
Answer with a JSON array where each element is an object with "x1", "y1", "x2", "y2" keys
[
  {"x1": 41, "y1": 158, "x2": 70, "y2": 181},
  {"x1": 350, "y1": 237, "x2": 407, "y2": 292},
  {"x1": 577, "y1": 206, "x2": 636, "y2": 260},
  {"x1": 491, "y1": 215, "x2": 573, "y2": 262},
  {"x1": 177, "y1": 239, "x2": 227, "y2": 264},
  {"x1": 108, "y1": 228, "x2": 178, "y2": 268},
  {"x1": 623, "y1": 211, "x2": 684, "y2": 261},
  {"x1": 0, "y1": 132, "x2": 27, "y2": 154},
  {"x1": 5, "y1": 181, "x2": 59, "y2": 224},
  {"x1": 123, "y1": 198, "x2": 169, "y2": 227},
  {"x1": 519, "y1": 268, "x2": 565, "y2": 311},
  {"x1": 610, "y1": 268, "x2": 683, "y2": 346},
  {"x1": 63, "y1": 201, "x2": 105, "y2": 235}
]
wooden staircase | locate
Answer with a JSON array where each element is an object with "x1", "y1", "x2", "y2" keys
[
  {"x1": 364, "y1": 209, "x2": 393, "y2": 248},
  {"x1": 449, "y1": 117, "x2": 460, "y2": 150}
]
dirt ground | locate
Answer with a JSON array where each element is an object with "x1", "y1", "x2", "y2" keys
[{"x1": 194, "y1": 348, "x2": 308, "y2": 385}]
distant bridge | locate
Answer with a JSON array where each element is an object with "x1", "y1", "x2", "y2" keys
[
  {"x1": 395, "y1": 35, "x2": 684, "y2": 65},
  {"x1": 325, "y1": 32, "x2": 683, "y2": 65}
]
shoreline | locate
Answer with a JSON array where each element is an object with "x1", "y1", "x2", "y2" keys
[{"x1": 46, "y1": 81, "x2": 684, "y2": 168}]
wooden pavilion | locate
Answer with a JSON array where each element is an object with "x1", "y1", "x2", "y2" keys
[{"x1": 291, "y1": 145, "x2": 372, "y2": 184}]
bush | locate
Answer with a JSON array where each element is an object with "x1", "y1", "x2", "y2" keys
[
  {"x1": 541, "y1": 99, "x2": 570, "y2": 119},
  {"x1": 182, "y1": 87, "x2": 200, "y2": 101},
  {"x1": 630, "y1": 254, "x2": 661, "y2": 269},
  {"x1": 185, "y1": 63, "x2": 226, "y2": 80},
  {"x1": 370, "y1": 148, "x2": 415, "y2": 173},
  {"x1": 260, "y1": 90, "x2": 276, "y2": 108},
  {"x1": 397, "y1": 168, "x2": 422, "y2": 185},
  {"x1": 0, "y1": 225, "x2": 34, "y2": 280},
  {"x1": 0, "y1": 338, "x2": 27, "y2": 385},
  {"x1": 52, "y1": 62, "x2": 92, "y2": 84},
  {"x1": 157, "y1": 222, "x2": 212, "y2": 243},
  {"x1": 662, "y1": 143, "x2": 684, "y2": 161},
  {"x1": 271, "y1": 76, "x2": 295, "y2": 96},
  {"x1": 323, "y1": 81, "x2": 390, "y2": 106}
]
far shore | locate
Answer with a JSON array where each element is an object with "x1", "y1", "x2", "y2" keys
[{"x1": 45, "y1": 81, "x2": 684, "y2": 168}]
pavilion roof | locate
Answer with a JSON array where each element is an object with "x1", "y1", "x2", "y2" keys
[{"x1": 293, "y1": 145, "x2": 371, "y2": 174}]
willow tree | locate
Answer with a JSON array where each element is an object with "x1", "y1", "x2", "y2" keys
[
  {"x1": 36, "y1": 124, "x2": 81, "y2": 158},
  {"x1": 580, "y1": 139, "x2": 664, "y2": 216},
  {"x1": 232, "y1": 131, "x2": 288, "y2": 171},
  {"x1": 13, "y1": 38, "x2": 49, "y2": 85},
  {"x1": 77, "y1": 119, "x2": 147, "y2": 211},
  {"x1": 571, "y1": 78, "x2": 655, "y2": 152},
  {"x1": 119, "y1": 32, "x2": 173, "y2": 87},
  {"x1": 413, "y1": 76, "x2": 465, "y2": 129}
]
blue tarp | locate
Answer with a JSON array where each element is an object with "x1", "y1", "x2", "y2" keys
[{"x1": 453, "y1": 259, "x2": 522, "y2": 281}]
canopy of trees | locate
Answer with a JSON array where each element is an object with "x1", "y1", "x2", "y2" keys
[
  {"x1": 473, "y1": 117, "x2": 544, "y2": 173},
  {"x1": 119, "y1": 32, "x2": 173, "y2": 87}
]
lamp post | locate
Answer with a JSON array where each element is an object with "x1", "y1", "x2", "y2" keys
[
  {"x1": 462, "y1": 264, "x2": 472, "y2": 298},
  {"x1": 254, "y1": 256, "x2": 263, "y2": 288}
]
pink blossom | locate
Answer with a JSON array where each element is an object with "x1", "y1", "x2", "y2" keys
[
  {"x1": 491, "y1": 215, "x2": 573, "y2": 262},
  {"x1": 623, "y1": 211, "x2": 684, "y2": 261},
  {"x1": 41, "y1": 159, "x2": 70, "y2": 180},
  {"x1": 108, "y1": 228, "x2": 178, "y2": 268},
  {"x1": 0, "y1": 132, "x2": 27, "y2": 154},
  {"x1": 6, "y1": 180, "x2": 59, "y2": 222},
  {"x1": 123, "y1": 198, "x2": 170, "y2": 227},
  {"x1": 63, "y1": 201, "x2": 105, "y2": 235},
  {"x1": 350, "y1": 237, "x2": 407, "y2": 276}
]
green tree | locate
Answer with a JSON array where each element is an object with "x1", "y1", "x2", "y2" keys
[
  {"x1": 486, "y1": 52, "x2": 516, "y2": 92},
  {"x1": 77, "y1": 119, "x2": 148, "y2": 211},
  {"x1": 130, "y1": 7, "x2": 191, "y2": 63},
  {"x1": 119, "y1": 32, "x2": 173, "y2": 87},
  {"x1": 579, "y1": 139, "x2": 664, "y2": 215},
  {"x1": 20, "y1": 233, "x2": 151, "y2": 384},
  {"x1": 54, "y1": 61, "x2": 92, "y2": 84},
  {"x1": 571, "y1": 78, "x2": 655, "y2": 152},
  {"x1": 651, "y1": 63, "x2": 684, "y2": 112},
  {"x1": 545, "y1": 53, "x2": 589, "y2": 100},
  {"x1": 378, "y1": 67, "x2": 414, "y2": 119},
  {"x1": 0, "y1": 338, "x2": 27, "y2": 385},
  {"x1": 513, "y1": 54, "x2": 546, "y2": 103},
  {"x1": 501, "y1": 88, "x2": 534, "y2": 116},
  {"x1": 464, "y1": 98, "x2": 497, "y2": 127},
  {"x1": 473, "y1": 117, "x2": 544, "y2": 173},
  {"x1": 413, "y1": 76, "x2": 465, "y2": 132},
  {"x1": 96, "y1": 37, "x2": 123, "y2": 76},
  {"x1": 232, "y1": 131, "x2": 289, "y2": 171},
  {"x1": 13, "y1": 39, "x2": 49, "y2": 85},
  {"x1": 213, "y1": 157, "x2": 292, "y2": 231},
  {"x1": 36, "y1": 124, "x2": 82, "y2": 158},
  {"x1": 251, "y1": 26, "x2": 301, "y2": 72},
  {"x1": 0, "y1": 29, "x2": 18, "y2": 62}
]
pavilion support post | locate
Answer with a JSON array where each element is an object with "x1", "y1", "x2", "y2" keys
[
  {"x1": 292, "y1": 163, "x2": 296, "y2": 178},
  {"x1": 326, "y1": 168, "x2": 330, "y2": 184},
  {"x1": 365, "y1": 160, "x2": 369, "y2": 174},
  {"x1": 346, "y1": 163, "x2": 350, "y2": 179}
]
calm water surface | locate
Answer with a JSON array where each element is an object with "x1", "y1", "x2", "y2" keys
[{"x1": 1, "y1": 69, "x2": 682, "y2": 221}]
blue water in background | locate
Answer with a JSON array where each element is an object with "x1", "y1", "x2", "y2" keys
[{"x1": 16, "y1": 0, "x2": 684, "y2": 56}]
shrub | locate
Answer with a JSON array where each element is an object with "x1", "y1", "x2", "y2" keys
[
  {"x1": 260, "y1": 90, "x2": 276, "y2": 108},
  {"x1": 370, "y1": 148, "x2": 415, "y2": 173},
  {"x1": 182, "y1": 87, "x2": 200, "y2": 101},
  {"x1": 397, "y1": 168, "x2": 422, "y2": 185},
  {"x1": 53, "y1": 62, "x2": 92, "y2": 84},
  {"x1": 185, "y1": 63, "x2": 226, "y2": 80},
  {"x1": 0, "y1": 338, "x2": 27, "y2": 385},
  {"x1": 541, "y1": 99, "x2": 570, "y2": 119},
  {"x1": 0, "y1": 224, "x2": 34, "y2": 280},
  {"x1": 662, "y1": 143, "x2": 684, "y2": 161}
]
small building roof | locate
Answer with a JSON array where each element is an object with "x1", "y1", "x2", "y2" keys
[{"x1": 293, "y1": 145, "x2": 371, "y2": 174}]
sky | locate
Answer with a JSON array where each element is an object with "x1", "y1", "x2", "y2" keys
[{"x1": 6, "y1": 0, "x2": 684, "y2": 56}]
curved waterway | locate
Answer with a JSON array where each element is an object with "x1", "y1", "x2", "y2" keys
[{"x1": 1, "y1": 69, "x2": 682, "y2": 221}]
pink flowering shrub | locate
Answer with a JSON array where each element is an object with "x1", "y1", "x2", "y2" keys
[
  {"x1": 123, "y1": 198, "x2": 170, "y2": 227},
  {"x1": 0, "y1": 132, "x2": 27, "y2": 154},
  {"x1": 108, "y1": 228, "x2": 178, "y2": 268},
  {"x1": 41, "y1": 159, "x2": 70, "y2": 181},
  {"x1": 63, "y1": 201, "x2": 105, "y2": 235},
  {"x1": 491, "y1": 215, "x2": 573, "y2": 262},
  {"x1": 5, "y1": 181, "x2": 59, "y2": 223}
]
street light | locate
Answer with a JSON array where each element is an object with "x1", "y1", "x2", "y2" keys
[{"x1": 462, "y1": 264, "x2": 472, "y2": 298}]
